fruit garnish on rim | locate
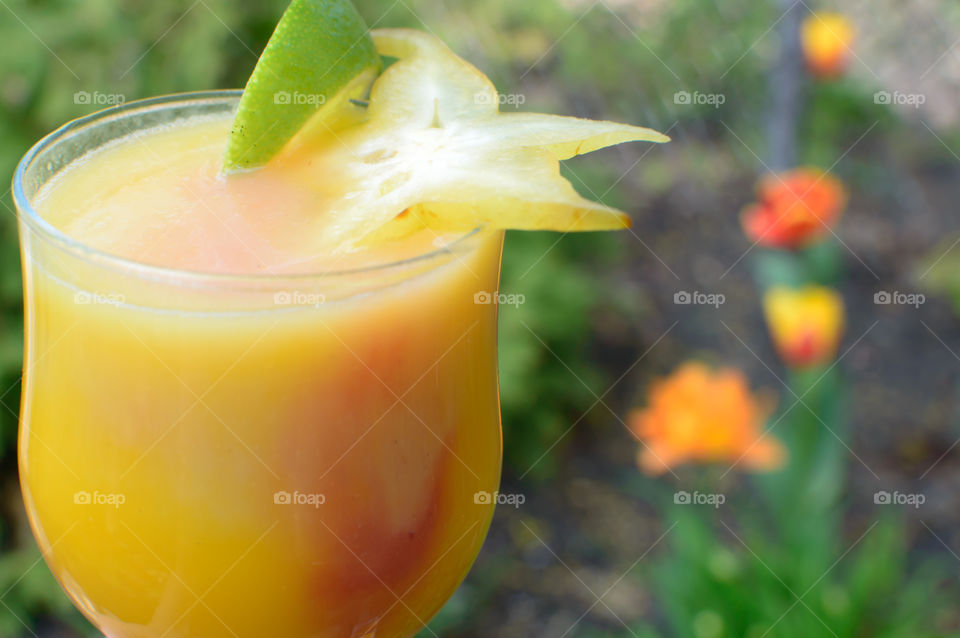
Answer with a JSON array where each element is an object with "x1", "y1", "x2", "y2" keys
[
  {"x1": 223, "y1": 0, "x2": 381, "y2": 172},
  {"x1": 225, "y1": 1, "x2": 669, "y2": 252}
]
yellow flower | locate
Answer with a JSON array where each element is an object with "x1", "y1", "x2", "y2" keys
[
  {"x1": 801, "y1": 12, "x2": 855, "y2": 79},
  {"x1": 763, "y1": 285, "x2": 845, "y2": 368},
  {"x1": 628, "y1": 363, "x2": 785, "y2": 475}
]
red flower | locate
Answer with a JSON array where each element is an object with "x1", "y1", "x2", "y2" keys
[{"x1": 740, "y1": 168, "x2": 847, "y2": 249}]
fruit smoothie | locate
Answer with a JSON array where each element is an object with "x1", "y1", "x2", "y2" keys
[{"x1": 19, "y1": 103, "x2": 504, "y2": 638}]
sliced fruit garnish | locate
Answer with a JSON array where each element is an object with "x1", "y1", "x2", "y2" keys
[
  {"x1": 223, "y1": 0, "x2": 381, "y2": 172},
  {"x1": 291, "y1": 29, "x2": 669, "y2": 250}
]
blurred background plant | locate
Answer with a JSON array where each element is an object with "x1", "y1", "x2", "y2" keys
[{"x1": 3, "y1": 0, "x2": 960, "y2": 636}]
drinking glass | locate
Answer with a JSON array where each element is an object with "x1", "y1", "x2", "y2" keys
[{"x1": 14, "y1": 92, "x2": 503, "y2": 638}]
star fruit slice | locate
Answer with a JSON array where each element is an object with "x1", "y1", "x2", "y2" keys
[{"x1": 294, "y1": 29, "x2": 669, "y2": 251}]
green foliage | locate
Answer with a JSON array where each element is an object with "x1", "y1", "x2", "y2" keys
[
  {"x1": 498, "y1": 231, "x2": 623, "y2": 479},
  {"x1": 752, "y1": 241, "x2": 845, "y2": 291},
  {"x1": 917, "y1": 236, "x2": 960, "y2": 314},
  {"x1": 0, "y1": 547, "x2": 94, "y2": 637},
  {"x1": 643, "y1": 509, "x2": 951, "y2": 638},
  {"x1": 803, "y1": 80, "x2": 901, "y2": 168},
  {"x1": 496, "y1": 144, "x2": 647, "y2": 480}
]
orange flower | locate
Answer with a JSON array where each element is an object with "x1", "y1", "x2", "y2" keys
[
  {"x1": 763, "y1": 285, "x2": 845, "y2": 368},
  {"x1": 740, "y1": 167, "x2": 847, "y2": 249},
  {"x1": 801, "y1": 12, "x2": 855, "y2": 79},
  {"x1": 629, "y1": 363, "x2": 785, "y2": 475}
]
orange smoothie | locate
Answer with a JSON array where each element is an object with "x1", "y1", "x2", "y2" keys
[{"x1": 19, "y1": 103, "x2": 503, "y2": 638}]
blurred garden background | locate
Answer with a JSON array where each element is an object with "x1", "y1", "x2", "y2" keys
[{"x1": 3, "y1": 0, "x2": 960, "y2": 636}]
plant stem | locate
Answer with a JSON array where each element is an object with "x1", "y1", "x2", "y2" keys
[{"x1": 766, "y1": 0, "x2": 806, "y2": 171}]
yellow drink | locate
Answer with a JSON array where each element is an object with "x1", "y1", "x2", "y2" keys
[{"x1": 16, "y1": 94, "x2": 503, "y2": 638}]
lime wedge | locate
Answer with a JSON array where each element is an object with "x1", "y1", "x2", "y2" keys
[{"x1": 223, "y1": 0, "x2": 381, "y2": 173}]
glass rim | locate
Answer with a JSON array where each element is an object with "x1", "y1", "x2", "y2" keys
[{"x1": 12, "y1": 89, "x2": 481, "y2": 286}]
